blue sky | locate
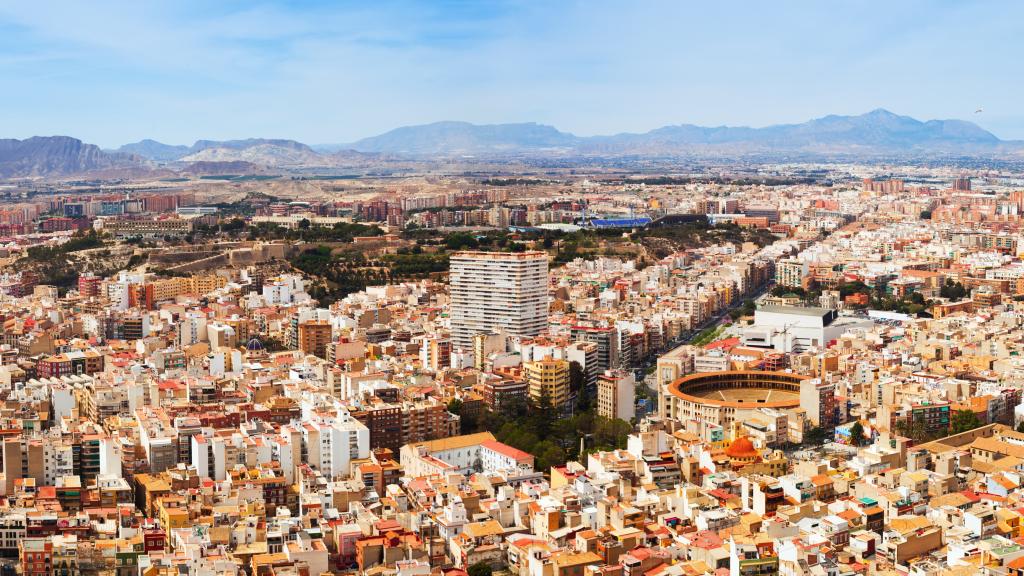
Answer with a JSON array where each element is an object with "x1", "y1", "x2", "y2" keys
[{"x1": 1, "y1": 0, "x2": 1022, "y2": 147}]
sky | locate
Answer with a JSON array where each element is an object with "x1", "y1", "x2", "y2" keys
[{"x1": 1, "y1": 0, "x2": 1022, "y2": 148}]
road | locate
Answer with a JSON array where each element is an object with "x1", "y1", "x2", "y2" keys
[{"x1": 629, "y1": 282, "x2": 774, "y2": 383}]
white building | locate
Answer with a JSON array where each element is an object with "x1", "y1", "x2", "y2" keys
[
  {"x1": 177, "y1": 312, "x2": 208, "y2": 347},
  {"x1": 298, "y1": 418, "x2": 370, "y2": 480},
  {"x1": 399, "y1": 432, "x2": 534, "y2": 477},
  {"x1": 480, "y1": 440, "x2": 536, "y2": 474},
  {"x1": 262, "y1": 275, "x2": 307, "y2": 305},
  {"x1": 99, "y1": 436, "x2": 122, "y2": 478},
  {"x1": 449, "y1": 251, "x2": 548, "y2": 352},
  {"x1": 742, "y1": 306, "x2": 873, "y2": 353}
]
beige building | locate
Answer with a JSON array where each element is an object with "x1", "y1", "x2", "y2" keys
[
  {"x1": 775, "y1": 258, "x2": 808, "y2": 288},
  {"x1": 298, "y1": 320, "x2": 333, "y2": 359},
  {"x1": 99, "y1": 217, "x2": 193, "y2": 239},
  {"x1": 597, "y1": 370, "x2": 635, "y2": 422},
  {"x1": 524, "y1": 356, "x2": 570, "y2": 410}
]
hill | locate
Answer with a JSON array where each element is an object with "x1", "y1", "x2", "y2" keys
[
  {"x1": 348, "y1": 121, "x2": 579, "y2": 155},
  {"x1": 119, "y1": 138, "x2": 321, "y2": 164},
  {"x1": 116, "y1": 139, "x2": 191, "y2": 161}
]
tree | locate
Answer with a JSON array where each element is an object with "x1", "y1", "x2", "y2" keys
[
  {"x1": 298, "y1": 218, "x2": 311, "y2": 230},
  {"x1": 1016, "y1": 421, "x2": 1024, "y2": 434},
  {"x1": 260, "y1": 335, "x2": 288, "y2": 352},
  {"x1": 951, "y1": 410, "x2": 982, "y2": 434},
  {"x1": 895, "y1": 418, "x2": 931, "y2": 442},
  {"x1": 839, "y1": 280, "x2": 869, "y2": 298},
  {"x1": 445, "y1": 232, "x2": 479, "y2": 250},
  {"x1": 569, "y1": 361, "x2": 586, "y2": 402},
  {"x1": 497, "y1": 394, "x2": 529, "y2": 422},
  {"x1": 849, "y1": 421, "x2": 866, "y2": 446},
  {"x1": 532, "y1": 391, "x2": 557, "y2": 439},
  {"x1": 803, "y1": 427, "x2": 828, "y2": 446},
  {"x1": 468, "y1": 563, "x2": 493, "y2": 576},
  {"x1": 534, "y1": 440, "x2": 566, "y2": 472},
  {"x1": 741, "y1": 298, "x2": 756, "y2": 316},
  {"x1": 447, "y1": 398, "x2": 462, "y2": 415},
  {"x1": 940, "y1": 279, "x2": 968, "y2": 302}
]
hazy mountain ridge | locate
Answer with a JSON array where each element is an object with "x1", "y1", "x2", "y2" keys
[
  {"x1": 115, "y1": 110, "x2": 1022, "y2": 162},
  {"x1": 353, "y1": 109, "x2": 1018, "y2": 156},
  {"x1": 116, "y1": 139, "x2": 191, "y2": 161},
  {"x1": 118, "y1": 138, "x2": 318, "y2": 163},
  {"x1": 347, "y1": 121, "x2": 580, "y2": 154},
  {"x1": 2, "y1": 110, "x2": 1019, "y2": 179}
]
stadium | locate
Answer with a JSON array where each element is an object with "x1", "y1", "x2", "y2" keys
[{"x1": 660, "y1": 370, "x2": 809, "y2": 429}]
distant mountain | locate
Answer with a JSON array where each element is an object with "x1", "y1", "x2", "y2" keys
[
  {"x1": 181, "y1": 142, "x2": 324, "y2": 166},
  {"x1": 582, "y1": 109, "x2": 1003, "y2": 154},
  {"x1": 180, "y1": 160, "x2": 265, "y2": 176},
  {"x1": 10, "y1": 109, "x2": 1013, "y2": 180},
  {"x1": 119, "y1": 138, "x2": 322, "y2": 165},
  {"x1": 188, "y1": 138, "x2": 314, "y2": 154},
  {"x1": 349, "y1": 121, "x2": 579, "y2": 154},
  {"x1": 0, "y1": 136, "x2": 143, "y2": 178},
  {"x1": 346, "y1": 110, "x2": 1016, "y2": 157},
  {"x1": 117, "y1": 139, "x2": 191, "y2": 162}
]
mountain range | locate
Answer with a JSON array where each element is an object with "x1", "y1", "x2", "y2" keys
[
  {"x1": 116, "y1": 138, "x2": 324, "y2": 165},
  {"x1": 0, "y1": 110, "x2": 1020, "y2": 178},
  {"x1": 343, "y1": 109, "x2": 1011, "y2": 156}
]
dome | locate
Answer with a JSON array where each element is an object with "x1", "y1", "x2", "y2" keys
[{"x1": 725, "y1": 436, "x2": 759, "y2": 459}]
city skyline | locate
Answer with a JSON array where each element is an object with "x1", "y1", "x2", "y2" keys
[{"x1": 1, "y1": 1, "x2": 1023, "y2": 147}]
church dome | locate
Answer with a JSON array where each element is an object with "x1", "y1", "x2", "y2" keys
[{"x1": 725, "y1": 436, "x2": 759, "y2": 459}]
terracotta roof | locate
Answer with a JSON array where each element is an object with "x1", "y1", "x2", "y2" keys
[{"x1": 725, "y1": 436, "x2": 759, "y2": 459}]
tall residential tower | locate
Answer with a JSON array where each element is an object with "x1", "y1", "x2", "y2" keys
[{"x1": 449, "y1": 251, "x2": 548, "y2": 352}]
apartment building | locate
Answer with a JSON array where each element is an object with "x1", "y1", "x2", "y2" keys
[
  {"x1": 298, "y1": 320, "x2": 333, "y2": 359},
  {"x1": 524, "y1": 356, "x2": 570, "y2": 410},
  {"x1": 597, "y1": 371, "x2": 636, "y2": 422},
  {"x1": 449, "y1": 251, "x2": 548, "y2": 352}
]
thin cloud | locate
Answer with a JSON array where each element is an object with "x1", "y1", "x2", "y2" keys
[{"x1": 0, "y1": 0, "x2": 1020, "y2": 146}]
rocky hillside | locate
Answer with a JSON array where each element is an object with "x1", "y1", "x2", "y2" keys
[
  {"x1": 0, "y1": 136, "x2": 143, "y2": 178},
  {"x1": 180, "y1": 141, "x2": 325, "y2": 166}
]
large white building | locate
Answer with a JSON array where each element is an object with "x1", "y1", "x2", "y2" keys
[
  {"x1": 297, "y1": 418, "x2": 370, "y2": 480},
  {"x1": 741, "y1": 306, "x2": 874, "y2": 353},
  {"x1": 399, "y1": 432, "x2": 535, "y2": 478},
  {"x1": 449, "y1": 251, "x2": 548, "y2": 352}
]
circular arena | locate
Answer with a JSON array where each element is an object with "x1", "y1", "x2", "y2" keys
[{"x1": 661, "y1": 370, "x2": 809, "y2": 429}]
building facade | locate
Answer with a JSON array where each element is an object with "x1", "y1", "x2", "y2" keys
[{"x1": 449, "y1": 251, "x2": 548, "y2": 352}]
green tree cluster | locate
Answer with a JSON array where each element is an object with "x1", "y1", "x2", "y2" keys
[
  {"x1": 485, "y1": 393, "x2": 632, "y2": 472},
  {"x1": 940, "y1": 279, "x2": 968, "y2": 301},
  {"x1": 951, "y1": 410, "x2": 982, "y2": 434},
  {"x1": 468, "y1": 563, "x2": 493, "y2": 576}
]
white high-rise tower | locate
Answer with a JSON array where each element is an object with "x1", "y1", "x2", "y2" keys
[{"x1": 449, "y1": 251, "x2": 548, "y2": 352}]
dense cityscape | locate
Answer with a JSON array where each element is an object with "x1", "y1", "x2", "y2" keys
[
  {"x1": 5, "y1": 1, "x2": 1024, "y2": 575},
  {"x1": 0, "y1": 164, "x2": 1016, "y2": 575}
]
